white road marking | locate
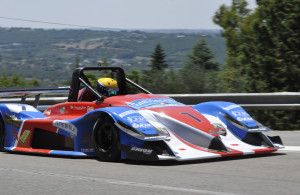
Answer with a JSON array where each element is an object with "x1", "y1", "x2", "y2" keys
[
  {"x1": 0, "y1": 167, "x2": 239, "y2": 195},
  {"x1": 280, "y1": 146, "x2": 300, "y2": 152}
]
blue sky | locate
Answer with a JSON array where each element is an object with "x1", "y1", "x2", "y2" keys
[{"x1": 0, "y1": 0, "x2": 257, "y2": 29}]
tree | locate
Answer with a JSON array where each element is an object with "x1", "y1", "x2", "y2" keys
[
  {"x1": 163, "y1": 66, "x2": 185, "y2": 94},
  {"x1": 84, "y1": 72, "x2": 99, "y2": 88},
  {"x1": 140, "y1": 69, "x2": 184, "y2": 94},
  {"x1": 27, "y1": 79, "x2": 40, "y2": 87},
  {"x1": 244, "y1": 0, "x2": 300, "y2": 92},
  {"x1": 178, "y1": 39, "x2": 220, "y2": 93},
  {"x1": 185, "y1": 39, "x2": 219, "y2": 71},
  {"x1": 214, "y1": 0, "x2": 300, "y2": 93},
  {"x1": 214, "y1": 0, "x2": 300, "y2": 130},
  {"x1": 0, "y1": 74, "x2": 9, "y2": 87},
  {"x1": 127, "y1": 69, "x2": 140, "y2": 84},
  {"x1": 126, "y1": 69, "x2": 141, "y2": 94},
  {"x1": 243, "y1": 0, "x2": 300, "y2": 130},
  {"x1": 0, "y1": 74, "x2": 40, "y2": 87},
  {"x1": 149, "y1": 43, "x2": 168, "y2": 71},
  {"x1": 140, "y1": 43, "x2": 169, "y2": 93},
  {"x1": 213, "y1": 0, "x2": 251, "y2": 92}
]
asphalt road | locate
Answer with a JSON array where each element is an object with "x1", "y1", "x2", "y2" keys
[{"x1": 0, "y1": 131, "x2": 299, "y2": 195}]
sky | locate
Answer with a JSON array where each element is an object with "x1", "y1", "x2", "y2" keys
[{"x1": 0, "y1": 0, "x2": 257, "y2": 30}]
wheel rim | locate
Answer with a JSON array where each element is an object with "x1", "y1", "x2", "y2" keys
[{"x1": 96, "y1": 123, "x2": 114, "y2": 152}]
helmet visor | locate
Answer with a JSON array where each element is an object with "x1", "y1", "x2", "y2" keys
[{"x1": 107, "y1": 90, "x2": 118, "y2": 96}]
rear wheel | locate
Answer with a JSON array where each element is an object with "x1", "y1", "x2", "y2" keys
[
  {"x1": 93, "y1": 116, "x2": 120, "y2": 162},
  {"x1": 0, "y1": 119, "x2": 5, "y2": 151}
]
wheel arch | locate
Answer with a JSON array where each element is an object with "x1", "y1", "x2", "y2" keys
[
  {"x1": 0, "y1": 111, "x2": 4, "y2": 131},
  {"x1": 92, "y1": 112, "x2": 115, "y2": 129},
  {"x1": 0, "y1": 109, "x2": 5, "y2": 124},
  {"x1": 82, "y1": 107, "x2": 122, "y2": 124},
  {"x1": 0, "y1": 110, "x2": 4, "y2": 124}
]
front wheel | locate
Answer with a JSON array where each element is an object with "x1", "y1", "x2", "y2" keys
[{"x1": 93, "y1": 116, "x2": 120, "y2": 162}]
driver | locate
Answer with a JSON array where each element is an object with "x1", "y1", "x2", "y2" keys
[{"x1": 96, "y1": 78, "x2": 119, "y2": 98}]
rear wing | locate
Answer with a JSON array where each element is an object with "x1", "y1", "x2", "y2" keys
[{"x1": 0, "y1": 86, "x2": 70, "y2": 108}]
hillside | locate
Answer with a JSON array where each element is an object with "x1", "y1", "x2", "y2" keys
[{"x1": 0, "y1": 27, "x2": 226, "y2": 85}]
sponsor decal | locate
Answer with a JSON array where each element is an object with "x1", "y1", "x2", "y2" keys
[
  {"x1": 223, "y1": 104, "x2": 240, "y2": 111},
  {"x1": 73, "y1": 106, "x2": 86, "y2": 111},
  {"x1": 126, "y1": 116, "x2": 146, "y2": 123},
  {"x1": 87, "y1": 106, "x2": 94, "y2": 112},
  {"x1": 231, "y1": 111, "x2": 253, "y2": 122},
  {"x1": 60, "y1": 106, "x2": 66, "y2": 114},
  {"x1": 231, "y1": 111, "x2": 248, "y2": 117},
  {"x1": 53, "y1": 120, "x2": 78, "y2": 137},
  {"x1": 145, "y1": 104, "x2": 185, "y2": 109},
  {"x1": 130, "y1": 147, "x2": 153, "y2": 155},
  {"x1": 119, "y1": 110, "x2": 137, "y2": 118},
  {"x1": 132, "y1": 123, "x2": 152, "y2": 129},
  {"x1": 237, "y1": 117, "x2": 253, "y2": 122},
  {"x1": 19, "y1": 130, "x2": 30, "y2": 145},
  {"x1": 4, "y1": 112, "x2": 21, "y2": 128},
  {"x1": 127, "y1": 98, "x2": 183, "y2": 110}
]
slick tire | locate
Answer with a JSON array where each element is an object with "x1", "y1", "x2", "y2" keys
[
  {"x1": 0, "y1": 118, "x2": 5, "y2": 151},
  {"x1": 93, "y1": 116, "x2": 120, "y2": 162}
]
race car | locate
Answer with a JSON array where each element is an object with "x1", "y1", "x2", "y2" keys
[{"x1": 0, "y1": 66, "x2": 283, "y2": 161}]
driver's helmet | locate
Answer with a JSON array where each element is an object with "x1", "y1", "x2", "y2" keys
[{"x1": 96, "y1": 78, "x2": 119, "y2": 97}]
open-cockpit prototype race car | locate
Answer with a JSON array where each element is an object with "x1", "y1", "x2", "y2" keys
[{"x1": 0, "y1": 66, "x2": 283, "y2": 161}]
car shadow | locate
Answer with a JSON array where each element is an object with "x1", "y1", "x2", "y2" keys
[
  {"x1": 122, "y1": 152, "x2": 286, "y2": 166},
  {"x1": 2, "y1": 150, "x2": 286, "y2": 166}
]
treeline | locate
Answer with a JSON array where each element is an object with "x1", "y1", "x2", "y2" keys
[
  {"x1": 0, "y1": 74, "x2": 40, "y2": 87},
  {"x1": 133, "y1": 40, "x2": 221, "y2": 94},
  {"x1": 213, "y1": 0, "x2": 300, "y2": 130},
  {"x1": 128, "y1": 0, "x2": 300, "y2": 130}
]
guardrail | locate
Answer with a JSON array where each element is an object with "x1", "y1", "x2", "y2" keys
[
  {"x1": 0, "y1": 92, "x2": 299, "y2": 110},
  {"x1": 168, "y1": 92, "x2": 300, "y2": 110}
]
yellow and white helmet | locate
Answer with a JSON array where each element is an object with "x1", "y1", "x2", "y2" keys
[{"x1": 96, "y1": 78, "x2": 119, "y2": 97}]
